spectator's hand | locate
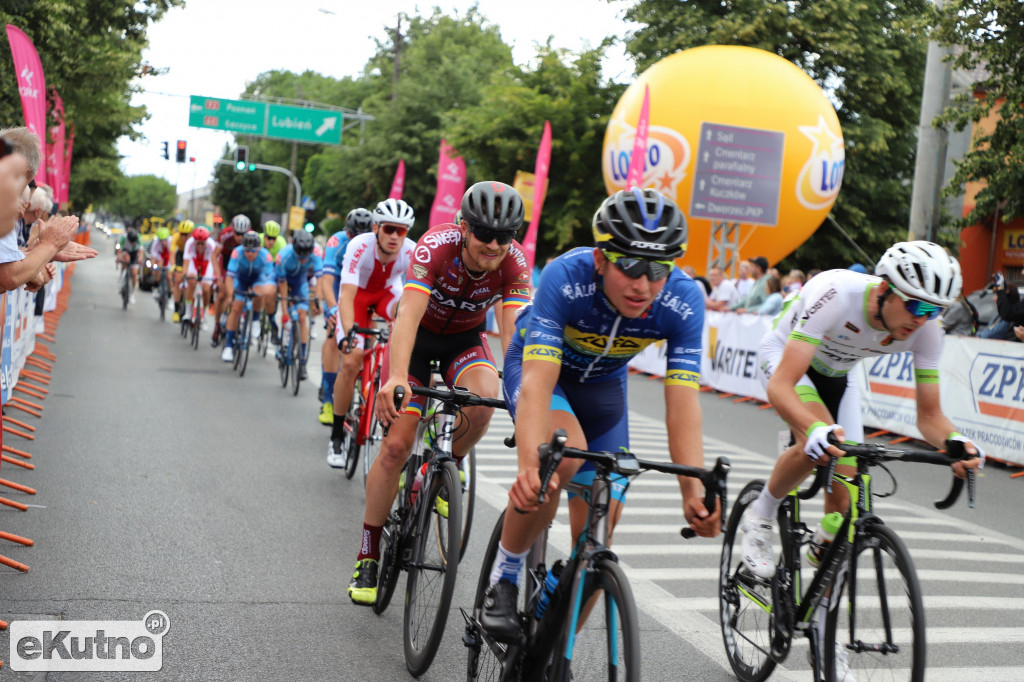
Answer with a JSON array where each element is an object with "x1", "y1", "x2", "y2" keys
[
  {"x1": 38, "y1": 215, "x2": 79, "y2": 250},
  {"x1": 52, "y1": 240, "x2": 98, "y2": 262},
  {"x1": 24, "y1": 270, "x2": 44, "y2": 293},
  {"x1": 1015, "y1": 325, "x2": 1024, "y2": 342}
]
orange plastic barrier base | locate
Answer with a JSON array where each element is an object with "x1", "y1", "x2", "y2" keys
[
  {"x1": 0, "y1": 479, "x2": 36, "y2": 495},
  {"x1": 2, "y1": 417, "x2": 35, "y2": 432},
  {"x1": 0, "y1": 555, "x2": 29, "y2": 572},
  {"x1": 0, "y1": 531, "x2": 33, "y2": 547},
  {"x1": 2, "y1": 425, "x2": 34, "y2": 441},
  {"x1": 0, "y1": 498, "x2": 28, "y2": 511},
  {"x1": 0, "y1": 455, "x2": 33, "y2": 470},
  {"x1": 2, "y1": 445, "x2": 32, "y2": 459}
]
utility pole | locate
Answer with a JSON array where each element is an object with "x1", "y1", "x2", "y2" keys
[{"x1": 392, "y1": 14, "x2": 401, "y2": 102}]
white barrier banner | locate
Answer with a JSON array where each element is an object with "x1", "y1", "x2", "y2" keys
[
  {"x1": 701, "y1": 312, "x2": 771, "y2": 400},
  {"x1": 852, "y1": 351, "x2": 924, "y2": 440}
]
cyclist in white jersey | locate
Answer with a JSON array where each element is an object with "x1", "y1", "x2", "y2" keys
[
  {"x1": 742, "y1": 242, "x2": 983, "y2": 576},
  {"x1": 741, "y1": 242, "x2": 984, "y2": 680}
]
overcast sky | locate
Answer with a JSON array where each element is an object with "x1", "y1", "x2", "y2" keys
[{"x1": 118, "y1": 0, "x2": 639, "y2": 195}]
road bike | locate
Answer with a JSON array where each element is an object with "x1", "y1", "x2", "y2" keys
[
  {"x1": 719, "y1": 438, "x2": 976, "y2": 682},
  {"x1": 118, "y1": 265, "x2": 131, "y2": 310},
  {"x1": 374, "y1": 385, "x2": 506, "y2": 678},
  {"x1": 464, "y1": 429, "x2": 730, "y2": 681},
  {"x1": 333, "y1": 324, "x2": 389, "y2": 482},
  {"x1": 152, "y1": 266, "x2": 170, "y2": 320},
  {"x1": 232, "y1": 291, "x2": 258, "y2": 377},
  {"x1": 255, "y1": 310, "x2": 271, "y2": 359},
  {"x1": 189, "y1": 288, "x2": 205, "y2": 350},
  {"x1": 276, "y1": 296, "x2": 306, "y2": 396}
]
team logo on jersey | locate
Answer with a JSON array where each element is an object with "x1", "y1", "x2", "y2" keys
[
  {"x1": 414, "y1": 245, "x2": 431, "y2": 263},
  {"x1": 845, "y1": 321, "x2": 860, "y2": 333},
  {"x1": 412, "y1": 265, "x2": 428, "y2": 280}
]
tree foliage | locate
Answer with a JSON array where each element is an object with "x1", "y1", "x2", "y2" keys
[
  {"x1": 934, "y1": 0, "x2": 1024, "y2": 227},
  {"x1": 107, "y1": 173, "x2": 176, "y2": 220},
  {"x1": 0, "y1": 0, "x2": 182, "y2": 209},
  {"x1": 617, "y1": 0, "x2": 934, "y2": 270}
]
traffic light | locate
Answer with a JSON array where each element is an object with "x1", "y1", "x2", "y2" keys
[
  {"x1": 235, "y1": 146, "x2": 249, "y2": 171},
  {"x1": 176, "y1": 140, "x2": 186, "y2": 163},
  {"x1": 304, "y1": 221, "x2": 315, "y2": 233},
  {"x1": 161, "y1": 142, "x2": 169, "y2": 160}
]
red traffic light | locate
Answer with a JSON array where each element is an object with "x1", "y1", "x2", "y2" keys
[{"x1": 175, "y1": 140, "x2": 187, "y2": 163}]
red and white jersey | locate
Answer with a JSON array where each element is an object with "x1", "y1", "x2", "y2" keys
[
  {"x1": 341, "y1": 232, "x2": 416, "y2": 292},
  {"x1": 184, "y1": 236, "x2": 216, "y2": 264},
  {"x1": 150, "y1": 238, "x2": 171, "y2": 266}
]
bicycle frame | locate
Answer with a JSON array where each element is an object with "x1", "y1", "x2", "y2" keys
[{"x1": 355, "y1": 331, "x2": 387, "y2": 447}]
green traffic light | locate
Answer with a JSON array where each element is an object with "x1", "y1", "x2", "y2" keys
[
  {"x1": 248, "y1": 163, "x2": 256, "y2": 171},
  {"x1": 304, "y1": 222, "x2": 315, "y2": 232},
  {"x1": 235, "y1": 161, "x2": 245, "y2": 171}
]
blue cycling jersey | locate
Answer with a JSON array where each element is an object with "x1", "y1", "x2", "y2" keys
[
  {"x1": 227, "y1": 246, "x2": 274, "y2": 279},
  {"x1": 510, "y1": 247, "x2": 704, "y2": 388},
  {"x1": 275, "y1": 244, "x2": 324, "y2": 284}
]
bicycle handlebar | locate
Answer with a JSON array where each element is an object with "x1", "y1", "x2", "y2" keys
[
  {"x1": 535, "y1": 428, "x2": 729, "y2": 538},
  {"x1": 824, "y1": 435, "x2": 976, "y2": 509},
  {"x1": 409, "y1": 384, "x2": 507, "y2": 410},
  {"x1": 341, "y1": 325, "x2": 389, "y2": 354}
]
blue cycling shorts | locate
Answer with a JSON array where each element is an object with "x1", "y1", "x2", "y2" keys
[
  {"x1": 232, "y1": 271, "x2": 274, "y2": 301},
  {"x1": 280, "y1": 276, "x2": 310, "y2": 311},
  {"x1": 503, "y1": 343, "x2": 630, "y2": 503}
]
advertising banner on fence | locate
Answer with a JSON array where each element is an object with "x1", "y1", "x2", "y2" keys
[
  {"x1": 701, "y1": 311, "x2": 770, "y2": 400},
  {"x1": 1, "y1": 287, "x2": 36, "y2": 405}
]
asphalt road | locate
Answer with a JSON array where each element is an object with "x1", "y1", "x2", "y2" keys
[{"x1": 0, "y1": 247, "x2": 1021, "y2": 681}]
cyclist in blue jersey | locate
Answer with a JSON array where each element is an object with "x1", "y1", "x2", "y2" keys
[
  {"x1": 319, "y1": 208, "x2": 373, "y2": 425},
  {"x1": 480, "y1": 188, "x2": 721, "y2": 641},
  {"x1": 275, "y1": 230, "x2": 324, "y2": 380},
  {"x1": 220, "y1": 231, "x2": 276, "y2": 363}
]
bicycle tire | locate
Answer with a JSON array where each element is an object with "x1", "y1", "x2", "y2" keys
[
  {"x1": 257, "y1": 312, "x2": 270, "y2": 357},
  {"x1": 373, "y1": 459, "x2": 411, "y2": 617},
  {"x1": 234, "y1": 308, "x2": 248, "y2": 371},
  {"x1": 121, "y1": 271, "x2": 130, "y2": 310},
  {"x1": 824, "y1": 523, "x2": 925, "y2": 682},
  {"x1": 158, "y1": 277, "x2": 168, "y2": 320},
  {"x1": 458, "y1": 447, "x2": 476, "y2": 563},
  {"x1": 278, "y1": 335, "x2": 291, "y2": 387},
  {"x1": 190, "y1": 299, "x2": 201, "y2": 350},
  {"x1": 290, "y1": 324, "x2": 302, "y2": 396},
  {"x1": 466, "y1": 510, "x2": 518, "y2": 682},
  {"x1": 343, "y1": 377, "x2": 363, "y2": 480},
  {"x1": 554, "y1": 558, "x2": 640, "y2": 682},
  {"x1": 719, "y1": 479, "x2": 778, "y2": 682},
  {"x1": 403, "y1": 459, "x2": 462, "y2": 677},
  {"x1": 238, "y1": 308, "x2": 253, "y2": 376}
]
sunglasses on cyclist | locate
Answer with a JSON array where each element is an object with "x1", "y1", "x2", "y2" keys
[
  {"x1": 468, "y1": 223, "x2": 517, "y2": 246},
  {"x1": 602, "y1": 251, "x2": 675, "y2": 281},
  {"x1": 243, "y1": 247, "x2": 260, "y2": 254},
  {"x1": 379, "y1": 224, "x2": 409, "y2": 237},
  {"x1": 889, "y1": 285, "x2": 945, "y2": 320}
]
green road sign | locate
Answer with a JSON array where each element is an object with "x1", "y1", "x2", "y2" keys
[
  {"x1": 266, "y1": 103, "x2": 343, "y2": 145},
  {"x1": 189, "y1": 96, "x2": 266, "y2": 135}
]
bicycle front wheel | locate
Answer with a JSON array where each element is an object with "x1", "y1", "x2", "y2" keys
[
  {"x1": 238, "y1": 311, "x2": 253, "y2": 376},
  {"x1": 458, "y1": 447, "x2": 476, "y2": 562},
  {"x1": 278, "y1": 338, "x2": 291, "y2": 387},
  {"x1": 403, "y1": 459, "x2": 462, "y2": 677},
  {"x1": 342, "y1": 377, "x2": 363, "y2": 479},
  {"x1": 719, "y1": 480, "x2": 777, "y2": 682},
  {"x1": 290, "y1": 327, "x2": 302, "y2": 396},
  {"x1": 467, "y1": 510, "x2": 519, "y2": 682},
  {"x1": 234, "y1": 308, "x2": 250, "y2": 372},
  {"x1": 825, "y1": 523, "x2": 925, "y2": 682},
  {"x1": 552, "y1": 558, "x2": 640, "y2": 682}
]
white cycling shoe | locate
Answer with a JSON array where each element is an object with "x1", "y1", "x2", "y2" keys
[{"x1": 739, "y1": 509, "x2": 776, "y2": 579}]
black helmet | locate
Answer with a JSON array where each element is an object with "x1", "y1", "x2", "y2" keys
[
  {"x1": 460, "y1": 181, "x2": 524, "y2": 232},
  {"x1": 126, "y1": 229, "x2": 139, "y2": 243},
  {"x1": 592, "y1": 188, "x2": 688, "y2": 259},
  {"x1": 241, "y1": 231, "x2": 261, "y2": 249},
  {"x1": 346, "y1": 208, "x2": 373, "y2": 235},
  {"x1": 293, "y1": 230, "x2": 314, "y2": 257}
]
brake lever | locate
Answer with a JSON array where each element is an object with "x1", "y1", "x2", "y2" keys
[
  {"x1": 536, "y1": 430, "x2": 567, "y2": 506},
  {"x1": 681, "y1": 456, "x2": 730, "y2": 539},
  {"x1": 383, "y1": 385, "x2": 405, "y2": 438},
  {"x1": 934, "y1": 438, "x2": 972, "y2": 509},
  {"x1": 823, "y1": 433, "x2": 841, "y2": 494}
]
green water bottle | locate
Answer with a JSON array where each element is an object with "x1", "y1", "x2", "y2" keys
[{"x1": 807, "y1": 512, "x2": 843, "y2": 566}]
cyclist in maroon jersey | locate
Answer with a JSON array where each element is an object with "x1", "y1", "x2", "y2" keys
[
  {"x1": 347, "y1": 181, "x2": 532, "y2": 605},
  {"x1": 210, "y1": 214, "x2": 250, "y2": 346}
]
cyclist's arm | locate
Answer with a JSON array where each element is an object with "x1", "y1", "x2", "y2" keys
[
  {"x1": 914, "y1": 381, "x2": 982, "y2": 476},
  {"x1": 339, "y1": 282, "x2": 357, "y2": 336},
  {"x1": 499, "y1": 304, "x2": 519, "y2": 359},
  {"x1": 375, "y1": 289, "x2": 430, "y2": 422},
  {"x1": 321, "y1": 273, "x2": 337, "y2": 310},
  {"x1": 665, "y1": 384, "x2": 718, "y2": 535},
  {"x1": 509, "y1": 357, "x2": 562, "y2": 511},
  {"x1": 766, "y1": 337, "x2": 845, "y2": 457}
]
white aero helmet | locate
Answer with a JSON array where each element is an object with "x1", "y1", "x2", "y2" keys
[
  {"x1": 875, "y1": 241, "x2": 962, "y2": 307},
  {"x1": 373, "y1": 198, "x2": 415, "y2": 228}
]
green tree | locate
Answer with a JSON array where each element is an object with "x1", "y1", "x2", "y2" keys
[
  {"x1": 104, "y1": 174, "x2": 176, "y2": 220},
  {"x1": 617, "y1": 0, "x2": 934, "y2": 270},
  {"x1": 934, "y1": 0, "x2": 1024, "y2": 228},
  {"x1": 0, "y1": 1, "x2": 182, "y2": 209},
  {"x1": 446, "y1": 43, "x2": 625, "y2": 261}
]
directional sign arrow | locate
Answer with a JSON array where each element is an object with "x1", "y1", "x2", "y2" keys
[{"x1": 316, "y1": 117, "x2": 338, "y2": 137}]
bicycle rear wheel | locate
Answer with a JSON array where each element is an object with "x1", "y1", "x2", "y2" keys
[
  {"x1": 825, "y1": 523, "x2": 925, "y2": 682},
  {"x1": 458, "y1": 447, "x2": 476, "y2": 562},
  {"x1": 278, "y1": 337, "x2": 291, "y2": 387},
  {"x1": 190, "y1": 300, "x2": 202, "y2": 350},
  {"x1": 342, "y1": 377, "x2": 363, "y2": 480},
  {"x1": 719, "y1": 480, "x2": 778, "y2": 682},
  {"x1": 238, "y1": 309, "x2": 253, "y2": 376},
  {"x1": 121, "y1": 270, "x2": 130, "y2": 310},
  {"x1": 467, "y1": 510, "x2": 519, "y2": 682},
  {"x1": 403, "y1": 459, "x2": 462, "y2": 677},
  {"x1": 556, "y1": 558, "x2": 640, "y2": 682},
  {"x1": 158, "y1": 277, "x2": 168, "y2": 320},
  {"x1": 290, "y1": 324, "x2": 302, "y2": 396},
  {"x1": 373, "y1": 459, "x2": 411, "y2": 617}
]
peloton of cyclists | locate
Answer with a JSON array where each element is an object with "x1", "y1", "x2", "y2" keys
[
  {"x1": 220, "y1": 231, "x2": 276, "y2": 363},
  {"x1": 212, "y1": 214, "x2": 251, "y2": 346}
]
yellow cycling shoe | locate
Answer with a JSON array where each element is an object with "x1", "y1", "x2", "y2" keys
[
  {"x1": 172, "y1": 311, "x2": 180, "y2": 322},
  {"x1": 348, "y1": 559, "x2": 378, "y2": 606},
  {"x1": 318, "y1": 402, "x2": 334, "y2": 426}
]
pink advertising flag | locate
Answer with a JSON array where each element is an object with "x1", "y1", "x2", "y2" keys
[
  {"x1": 388, "y1": 159, "x2": 406, "y2": 200},
  {"x1": 62, "y1": 124, "x2": 75, "y2": 205},
  {"x1": 625, "y1": 85, "x2": 651, "y2": 190},
  {"x1": 428, "y1": 140, "x2": 466, "y2": 228},
  {"x1": 49, "y1": 89, "x2": 65, "y2": 205},
  {"x1": 6, "y1": 24, "x2": 48, "y2": 184},
  {"x1": 520, "y1": 120, "x2": 552, "y2": 273}
]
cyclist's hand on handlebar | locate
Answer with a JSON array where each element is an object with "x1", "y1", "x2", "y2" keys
[
  {"x1": 948, "y1": 434, "x2": 985, "y2": 479},
  {"x1": 683, "y1": 495, "x2": 720, "y2": 539},
  {"x1": 805, "y1": 423, "x2": 845, "y2": 462},
  {"x1": 509, "y1": 466, "x2": 559, "y2": 514},
  {"x1": 375, "y1": 377, "x2": 410, "y2": 426}
]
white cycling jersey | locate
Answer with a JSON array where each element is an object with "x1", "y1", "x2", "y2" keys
[
  {"x1": 340, "y1": 232, "x2": 415, "y2": 291},
  {"x1": 762, "y1": 269, "x2": 942, "y2": 380},
  {"x1": 183, "y1": 236, "x2": 216, "y2": 263}
]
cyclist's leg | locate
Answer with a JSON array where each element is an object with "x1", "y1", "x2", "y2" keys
[
  {"x1": 333, "y1": 345, "x2": 364, "y2": 428},
  {"x1": 321, "y1": 311, "x2": 340, "y2": 416}
]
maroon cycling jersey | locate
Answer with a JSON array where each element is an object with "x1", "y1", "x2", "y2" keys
[
  {"x1": 403, "y1": 223, "x2": 531, "y2": 334},
  {"x1": 218, "y1": 230, "x2": 243, "y2": 272}
]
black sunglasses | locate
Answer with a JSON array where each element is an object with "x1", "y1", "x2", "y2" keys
[
  {"x1": 468, "y1": 223, "x2": 517, "y2": 246},
  {"x1": 602, "y1": 251, "x2": 674, "y2": 281}
]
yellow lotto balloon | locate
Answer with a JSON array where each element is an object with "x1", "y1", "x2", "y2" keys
[{"x1": 602, "y1": 45, "x2": 844, "y2": 270}]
